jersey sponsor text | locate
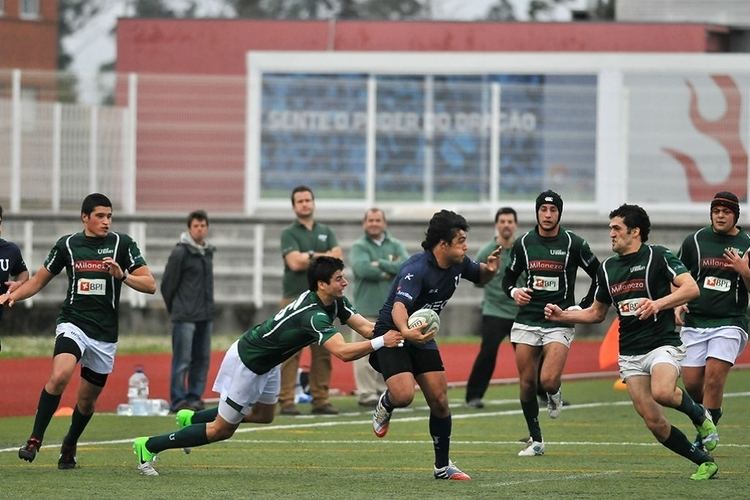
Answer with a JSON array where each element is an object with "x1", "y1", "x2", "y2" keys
[
  {"x1": 532, "y1": 276, "x2": 559, "y2": 291},
  {"x1": 609, "y1": 279, "x2": 646, "y2": 297},
  {"x1": 528, "y1": 260, "x2": 565, "y2": 272},
  {"x1": 701, "y1": 257, "x2": 732, "y2": 269},
  {"x1": 74, "y1": 260, "x2": 109, "y2": 272},
  {"x1": 77, "y1": 278, "x2": 107, "y2": 295},
  {"x1": 617, "y1": 298, "x2": 643, "y2": 316},
  {"x1": 703, "y1": 276, "x2": 731, "y2": 292}
]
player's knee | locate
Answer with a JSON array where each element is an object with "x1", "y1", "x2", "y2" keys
[
  {"x1": 388, "y1": 390, "x2": 414, "y2": 408},
  {"x1": 651, "y1": 388, "x2": 673, "y2": 406}
]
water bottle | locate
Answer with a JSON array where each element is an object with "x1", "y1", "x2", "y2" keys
[{"x1": 128, "y1": 366, "x2": 150, "y2": 416}]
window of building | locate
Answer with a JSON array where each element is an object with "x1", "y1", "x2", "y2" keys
[
  {"x1": 0, "y1": 0, "x2": 5, "y2": 16},
  {"x1": 20, "y1": 0, "x2": 40, "y2": 19}
]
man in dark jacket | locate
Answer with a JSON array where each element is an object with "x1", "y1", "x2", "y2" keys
[{"x1": 162, "y1": 210, "x2": 215, "y2": 412}]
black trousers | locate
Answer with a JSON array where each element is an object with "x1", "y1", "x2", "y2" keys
[{"x1": 465, "y1": 315, "x2": 514, "y2": 402}]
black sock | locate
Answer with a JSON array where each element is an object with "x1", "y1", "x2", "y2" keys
[
  {"x1": 429, "y1": 413, "x2": 451, "y2": 468},
  {"x1": 675, "y1": 389, "x2": 705, "y2": 425},
  {"x1": 63, "y1": 405, "x2": 93, "y2": 446},
  {"x1": 382, "y1": 390, "x2": 394, "y2": 411},
  {"x1": 661, "y1": 425, "x2": 713, "y2": 465},
  {"x1": 146, "y1": 423, "x2": 210, "y2": 454},
  {"x1": 191, "y1": 407, "x2": 219, "y2": 424},
  {"x1": 708, "y1": 407, "x2": 722, "y2": 425},
  {"x1": 31, "y1": 389, "x2": 61, "y2": 442},
  {"x1": 520, "y1": 399, "x2": 542, "y2": 442}
]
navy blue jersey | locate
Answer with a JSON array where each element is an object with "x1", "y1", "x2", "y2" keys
[
  {"x1": 374, "y1": 250, "x2": 481, "y2": 349},
  {"x1": 0, "y1": 238, "x2": 28, "y2": 320}
]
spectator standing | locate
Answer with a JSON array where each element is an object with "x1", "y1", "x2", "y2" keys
[
  {"x1": 465, "y1": 207, "x2": 521, "y2": 408},
  {"x1": 349, "y1": 208, "x2": 409, "y2": 407},
  {"x1": 161, "y1": 210, "x2": 215, "y2": 412},
  {"x1": 278, "y1": 186, "x2": 343, "y2": 415}
]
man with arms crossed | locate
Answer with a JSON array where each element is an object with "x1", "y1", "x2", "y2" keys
[
  {"x1": 676, "y1": 191, "x2": 749, "y2": 447},
  {"x1": 350, "y1": 208, "x2": 409, "y2": 407},
  {"x1": 370, "y1": 210, "x2": 500, "y2": 480},
  {"x1": 502, "y1": 190, "x2": 599, "y2": 456},
  {"x1": 545, "y1": 204, "x2": 719, "y2": 481},
  {"x1": 1, "y1": 193, "x2": 156, "y2": 469},
  {"x1": 133, "y1": 257, "x2": 402, "y2": 476}
]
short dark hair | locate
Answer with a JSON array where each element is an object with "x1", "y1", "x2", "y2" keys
[
  {"x1": 495, "y1": 207, "x2": 517, "y2": 223},
  {"x1": 187, "y1": 210, "x2": 209, "y2": 227},
  {"x1": 609, "y1": 204, "x2": 650, "y2": 242},
  {"x1": 363, "y1": 208, "x2": 385, "y2": 222},
  {"x1": 421, "y1": 210, "x2": 469, "y2": 250},
  {"x1": 81, "y1": 193, "x2": 112, "y2": 216},
  {"x1": 291, "y1": 185, "x2": 314, "y2": 205},
  {"x1": 308, "y1": 256, "x2": 344, "y2": 291}
]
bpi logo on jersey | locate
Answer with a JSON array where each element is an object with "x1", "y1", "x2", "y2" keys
[
  {"x1": 77, "y1": 278, "x2": 107, "y2": 296},
  {"x1": 617, "y1": 298, "x2": 643, "y2": 317},
  {"x1": 704, "y1": 276, "x2": 731, "y2": 292},
  {"x1": 532, "y1": 276, "x2": 559, "y2": 291}
]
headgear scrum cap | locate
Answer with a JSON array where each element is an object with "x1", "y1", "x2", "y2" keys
[
  {"x1": 535, "y1": 190, "x2": 563, "y2": 215},
  {"x1": 711, "y1": 191, "x2": 740, "y2": 223}
]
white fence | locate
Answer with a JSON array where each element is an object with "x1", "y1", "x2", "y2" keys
[{"x1": 1, "y1": 53, "x2": 749, "y2": 218}]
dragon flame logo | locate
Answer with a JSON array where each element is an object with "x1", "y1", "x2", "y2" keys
[{"x1": 662, "y1": 75, "x2": 748, "y2": 201}]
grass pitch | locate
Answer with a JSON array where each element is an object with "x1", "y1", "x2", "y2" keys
[{"x1": 1, "y1": 372, "x2": 748, "y2": 499}]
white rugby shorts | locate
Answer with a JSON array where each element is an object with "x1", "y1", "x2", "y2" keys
[
  {"x1": 510, "y1": 322, "x2": 574, "y2": 348},
  {"x1": 55, "y1": 322, "x2": 117, "y2": 374},
  {"x1": 212, "y1": 340, "x2": 280, "y2": 425},
  {"x1": 680, "y1": 326, "x2": 748, "y2": 366},
  {"x1": 619, "y1": 344, "x2": 685, "y2": 380}
]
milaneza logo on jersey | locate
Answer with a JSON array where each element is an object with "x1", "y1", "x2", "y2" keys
[
  {"x1": 701, "y1": 257, "x2": 732, "y2": 269},
  {"x1": 704, "y1": 276, "x2": 731, "y2": 292},
  {"x1": 74, "y1": 260, "x2": 109, "y2": 272},
  {"x1": 528, "y1": 260, "x2": 564, "y2": 272},
  {"x1": 609, "y1": 279, "x2": 645, "y2": 298}
]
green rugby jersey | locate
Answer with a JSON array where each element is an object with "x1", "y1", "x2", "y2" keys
[
  {"x1": 503, "y1": 226, "x2": 599, "y2": 327},
  {"x1": 237, "y1": 291, "x2": 356, "y2": 374},
  {"x1": 678, "y1": 226, "x2": 750, "y2": 331},
  {"x1": 44, "y1": 232, "x2": 146, "y2": 343},
  {"x1": 596, "y1": 244, "x2": 687, "y2": 356},
  {"x1": 280, "y1": 221, "x2": 339, "y2": 298}
]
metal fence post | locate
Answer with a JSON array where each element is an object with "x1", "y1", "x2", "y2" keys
[{"x1": 11, "y1": 69, "x2": 21, "y2": 212}]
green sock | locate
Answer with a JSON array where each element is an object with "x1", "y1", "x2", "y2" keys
[
  {"x1": 192, "y1": 407, "x2": 219, "y2": 424},
  {"x1": 146, "y1": 423, "x2": 209, "y2": 453},
  {"x1": 520, "y1": 399, "x2": 542, "y2": 442},
  {"x1": 31, "y1": 389, "x2": 61, "y2": 441},
  {"x1": 675, "y1": 389, "x2": 705, "y2": 425},
  {"x1": 63, "y1": 405, "x2": 93, "y2": 446},
  {"x1": 661, "y1": 425, "x2": 713, "y2": 465},
  {"x1": 708, "y1": 407, "x2": 722, "y2": 425}
]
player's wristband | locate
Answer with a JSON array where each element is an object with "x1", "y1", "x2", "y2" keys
[
  {"x1": 370, "y1": 336, "x2": 385, "y2": 351},
  {"x1": 510, "y1": 287, "x2": 519, "y2": 299},
  {"x1": 121, "y1": 270, "x2": 129, "y2": 282}
]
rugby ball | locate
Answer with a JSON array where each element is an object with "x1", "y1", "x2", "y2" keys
[{"x1": 407, "y1": 308, "x2": 440, "y2": 336}]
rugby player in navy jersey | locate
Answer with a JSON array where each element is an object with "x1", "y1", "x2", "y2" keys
[
  {"x1": 0, "y1": 204, "x2": 29, "y2": 352},
  {"x1": 369, "y1": 210, "x2": 500, "y2": 480}
]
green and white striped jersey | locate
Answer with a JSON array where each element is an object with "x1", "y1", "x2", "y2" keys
[
  {"x1": 237, "y1": 291, "x2": 356, "y2": 374},
  {"x1": 678, "y1": 226, "x2": 750, "y2": 331},
  {"x1": 596, "y1": 244, "x2": 687, "y2": 356},
  {"x1": 44, "y1": 231, "x2": 146, "y2": 343}
]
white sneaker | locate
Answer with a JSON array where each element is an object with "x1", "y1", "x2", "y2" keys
[
  {"x1": 547, "y1": 390, "x2": 562, "y2": 419},
  {"x1": 137, "y1": 460, "x2": 159, "y2": 476},
  {"x1": 372, "y1": 392, "x2": 392, "y2": 438},
  {"x1": 518, "y1": 439, "x2": 545, "y2": 456}
]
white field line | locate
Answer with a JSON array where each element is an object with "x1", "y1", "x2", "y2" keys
[
  {"x1": 481, "y1": 470, "x2": 620, "y2": 487},
  {"x1": 1, "y1": 391, "x2": 748, "y2": 454}
]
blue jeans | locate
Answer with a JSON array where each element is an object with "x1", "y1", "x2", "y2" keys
[{"x1": 170, "y1": 320, "x2": 212, "y2": 409}]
